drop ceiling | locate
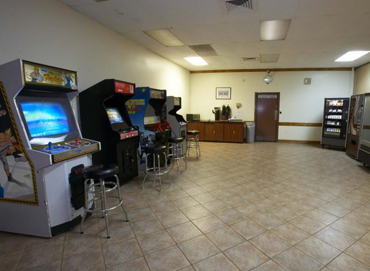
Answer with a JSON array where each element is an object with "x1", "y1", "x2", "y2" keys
[{"x1": 56, "y1": 0, "x2": 370, "y2": 71}]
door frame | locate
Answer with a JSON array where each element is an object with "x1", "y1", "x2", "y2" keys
[{"x1": 254, "y1": 92, "x2": 280, "y2": 142}]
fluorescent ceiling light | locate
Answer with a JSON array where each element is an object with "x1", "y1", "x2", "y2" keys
[
  {"x1": 144, "y1": 29, "x2": 185, "y2": 47},
  {"x1": 335, "y1": 51, "x2": 370, "y2": 62},
  {"x1": 184, "y1": 57, "x2": 208, "y2": 66},
  {"x1": 260, "y1": 20, "x2": 291, "y2": 41}
]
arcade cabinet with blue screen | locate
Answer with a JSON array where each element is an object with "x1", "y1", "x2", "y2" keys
[
  {"x1": 126, "y1": 87, "x2": 171, "y2": 163},
  {"x1": 0, "y1": 59, "x2": 100, "y2": 237},
  {"x1": 79, "y1": 79, "x2": 139, "y2": 185}
]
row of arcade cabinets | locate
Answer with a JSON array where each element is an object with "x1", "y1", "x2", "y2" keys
[
  {"x1": 0, "y1": 59, "x2": 100, "y2": 237},
  {"x1": 79, "y1": 80, "x2": 139, "y2": 185},
  {"x1": 346, "y1": 93, "x2": 370, "y2": 166}
]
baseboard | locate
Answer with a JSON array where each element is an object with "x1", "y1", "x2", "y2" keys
[{"x1": 278, "y1": 140, "x2": 320, "y2": 144}]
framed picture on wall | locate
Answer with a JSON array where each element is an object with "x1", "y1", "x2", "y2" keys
[{"x1": 216, "y1": 87, "x2": 231, "y2": 100}]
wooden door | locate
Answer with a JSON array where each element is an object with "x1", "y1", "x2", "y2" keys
[{"x1": 255, "y1": 93, "x2": 280, "y2": 142}]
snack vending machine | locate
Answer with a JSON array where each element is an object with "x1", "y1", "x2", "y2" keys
[
  {"x1": 358, "y1": 93, "x2": 370, "y2": 166},
  {"x1": 321, "y1": 98, "x2": 349, "y2": 148}
]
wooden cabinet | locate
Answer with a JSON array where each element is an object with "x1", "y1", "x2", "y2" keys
[
  {"x1": 223, "y1": 123, "x2": 244, "y2": 142},
  {"x1": 187, "y1": 122, "x2": 205, "y2": 140},
  {"x1": 187, "y1": 121, "x2": 244, "y2": 143},
  {"x1": 204, "y1": 123, "x2": 224, "y2": 141}
]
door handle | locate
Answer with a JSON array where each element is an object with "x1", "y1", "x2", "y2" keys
[{"x1": 274, "y1": 110, "x2": 278, "y2": 120}]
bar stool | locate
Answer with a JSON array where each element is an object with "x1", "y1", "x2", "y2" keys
[
  {"x1": 167, "y1": 137, "x2": 187, "y2": 173},
  {"x1": 142, "y1": 145, "x2": 170, "y2": 192},
  {"x1": 187, "y1": 130, "x2": 200, "y2": 158},
  {"x1": 80, "y1": 163, "x2": 128, "y2": 239}
]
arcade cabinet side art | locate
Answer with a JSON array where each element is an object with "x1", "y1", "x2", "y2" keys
[{"x1": 0, "y1": 82, "x2": 37, "y2": 204}]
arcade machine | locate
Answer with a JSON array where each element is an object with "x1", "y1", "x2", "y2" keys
[
  {"x1": 0, "y1": 59, "x2": 100, "y2": 237},
  {"x1": 166, "y1": 96, "x2": 187, "y2": 154},
  {"x1": 126, "y1": 87, "x2": 171, "y2": 163},
  {"x1": 79, "y1": 79, "x2": 139, "y2": 185},
  {"x1": 358, "y1": 93, "x2": 370, "y2": 166},
  {"x1": 346, "y1": 94, "x2": 365, "y2": 159}
]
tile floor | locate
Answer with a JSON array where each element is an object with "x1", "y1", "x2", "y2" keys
[{"x1": 1, "y1": 142, "x2": 370, "y2": 271}]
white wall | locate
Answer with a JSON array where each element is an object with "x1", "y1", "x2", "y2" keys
[
  {"x1": 0, "y1": 0, "x2": 190, "y2": 114},
  {"x1": 355, "y1": 63, "x2": 370, "y2": 95},
  {"x1": 190, "y1": 71, "x2": 353, "y2": 141}
]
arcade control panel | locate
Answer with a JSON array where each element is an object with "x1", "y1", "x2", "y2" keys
[
  {"x1": 119, "y1": 128, "x2": 139, "y2": 140},
  {"x1": 33, "y1": 138, "x2": 100, "y2": 163}
]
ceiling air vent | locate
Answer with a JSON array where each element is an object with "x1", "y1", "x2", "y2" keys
[
  {"x1": 224, "y1": 0, "x2": 253, "y2": 13},
  {"x1": 242, "y1": 57, "x2": 258, "y2": 62},
  {"x1": 95, "y1": 0, "x2": 110, "y2": 2},
  {"x1": 189, "y1": 44, "x2": 218, "y2": 57}
]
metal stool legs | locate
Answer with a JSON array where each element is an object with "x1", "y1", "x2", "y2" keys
[
  {"x1": 80, "y1": 173, "x2": 128, "y2": 238},
  {"x1": 168, "y1": 138, "x2": 187, "y2": 173},
  {"x1": 187, "y1": 131, "x2": 200, "y2": 158}
]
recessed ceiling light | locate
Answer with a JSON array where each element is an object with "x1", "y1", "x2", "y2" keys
[
  {"x1": 260, "y1": 54, "x2": 279, "y2": 63},
  {"x1": 335, "y1": 51, "x2": 370, "y2": 62},
  {"x1": 184, "y1": 57, "x2": 208, "y2": 66},
  {"x1": 260, "y1": 20, "x2": 291, "y2": 41},
  {"x1": 144, "y1": 29, "x2": 185, "y2": 47}
]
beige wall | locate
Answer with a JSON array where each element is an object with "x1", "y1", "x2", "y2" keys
[
  {"x1": 0, "y1": 0, "x2": 191, "y2": 115},
  {"x1": 190, "y1": 70, "x2": 353, "y2": 141},
  {"x1": 354, "y1": 63, "x2": 370, "y2": 95}
]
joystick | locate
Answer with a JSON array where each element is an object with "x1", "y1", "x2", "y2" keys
[{"x1": 48, "y1": 142, "x2": 52, "y2": 151}]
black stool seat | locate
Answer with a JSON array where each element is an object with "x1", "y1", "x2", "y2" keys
[
  {"x1": 168, "y1": 137, "x2": 184, "y2": 143},
  {"x1": 83, "y1": 164, "x2": 118, "y2": 179},
  {"x1": 144, "y1": 145, "x2": 167, "y2": 154},
  {"x1": 187, "y1": 130, "x2": 199, "y2": 135}
]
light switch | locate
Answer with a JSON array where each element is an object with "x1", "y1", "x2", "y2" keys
[{"x1": 304, "y1": 78, "x2": 311, "y2": 85}]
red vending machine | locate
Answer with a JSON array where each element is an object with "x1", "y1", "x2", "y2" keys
[{"x1": 321, "y1": 98, "x2": 350, "y2": 149}]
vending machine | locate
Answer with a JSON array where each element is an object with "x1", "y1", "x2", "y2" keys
[
  {"x1": 346, "y1": 94, "x2": 365, "y2": 159},
  {"x1": 0, "y1": 59, "x2": 100, "y2": 237},
  {"x1": 321, "y1": 97, "x2": 350, "y2": 148},
  {"x1": 358, "y1": 93, "x2": 370, "y2": 166}
]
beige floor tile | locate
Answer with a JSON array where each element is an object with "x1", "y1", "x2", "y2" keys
[
  {"x1": 202, "y1": 199, "x2": 232, "y2": 213},
  {"x1": 289, "y1": 216, "x2": 326, "y2": 234},
  {"x1": 253, "y1": 198, "x2": 280, "y2": 211},
  {"x1": 305, "y1": 209, "x2": 340, "y2": 225},
  {"x1": 345, "y1": 241, "x2": 370, "y2": 266},
  {"x1": 360, "y1": 231, "x2": 370, "y2": 246},
  {"x1": 221, "y1": 195, "x2": 248, "y2": 207},
  {"x1": 234, "y1": 203, "x2": 266, "y2": 217},
  {"x1": 126, "y1": 207, "x2": 156, "y2": 222},
  {"x1": 0, "y1": 251, "x2": 22, "y2": 271},
  {"x1": 326, "y1": 253, "x2": 370, "y2": 271},
  {"x1": 130, "y1": 216, "x2": 164, "y2": 236},
  {"x1": 271, "y1": 223, "x2": 310, "y2": 245},
  {"x1": 268, "y1": 205, "x2": 300, "y2": 221},
  {"x1": 62, "y1": 248, "x2": 104, "y2": 271},
  {"x1": 145, "y1": 245, "x2": 190, "y2": 271},
  {"x1": 192, "y1": 192, "x2": 217, "y2": 204},
  {"x1": 251, "y1": 260, "x2": 286, "y2": 271},
  {"x1": 250, "y1": 232, "x2": 291, "y2": 257},
  {"x1": 179, "y1": 266, "x2": 196, "y2": 271},
  {"x1": 157, "y1": 210, "x2": 189, "y2": 228},
  {"x1": 17, "y1": 241, "x2": 64, "y2": 271},
  {"x1": 181, "y1": 205, "x2": 212, "y2": 220},
  {"x1": 342, "y1": 211, "x2": 370, "y2": 230},
  {"x1": 137, "y1": 229, "x2": 175, "y2": 254},
  {"x1": 295, "y1": 236, "x2": 341, "y2": 265},
  {"x1": 192, "y1": 215, "x2": 227, "y2": 234},
  {"x1": 210, "y1": 189, "x2": 235, "y2": 199},
  {"x1": 150, "y1": 201, "x2": 179, "y2": 214},
  {"x1": 173, "y1": 196, "x2": 200, "y2": 209},
  {"x1": 314, "y1": 227, "x2": 356, "y2": 251},
  {"x1": 164, "y1": 189, "x2": 189, "y2": 200},
  {"x1": 99, "y1": 222, "x2": 136, "y2": 246},
  {"x1": 25, "y1": 260, "x2": 61, "y2": 271},
  {"x1": 193, "y1": 253, "x2": 239, "y2": 271},
  {"x1": 251, "y1": 212, "x2": 284, "y2": 230},
  {"x1": 106, "y1": 257, "x2": 150, "y2": 271},
  {"x1": 319, "y1": 203, "x2": 351, "y2": 217},
  {"x1": 178, "y1": 235, "x2": 220, "y2": 264},
  {"x1": 231, "y1": 218, "x2": 267, "y2": 240},
  {"x1": 329, "y1": 218, "x2": 369, "y2": 239},
  {"x1": 214, "y1": 208, "x2": 247, "y2": 225},
  {"x1": 224, "y1": 241, "x2": 269, "y2": 270},
  {"x1": 166, "y1": 221, "x2": 203, "y2": 243},
  {"x1": 284, "y1": 201, "x2": 316, "y2": 215},
  {"x1": 103, "y1": 238, "x2": 143, "y2": 268},
  {"x1": 206, "y1": 227, "x2": 245, "y2": 251},
  {"x1": 273, "y1": 247, "x2": 322, "y2": 271}
]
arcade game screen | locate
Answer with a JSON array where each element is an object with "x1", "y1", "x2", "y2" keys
[
  {"x1": 106, "y1": 107, "x2": 124, "y2": 124},
  {"x1": 20, "y1": 102, "x2": 69, "y2": 138}
]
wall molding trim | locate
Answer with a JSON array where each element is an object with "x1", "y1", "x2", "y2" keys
[
  {"x1": 190, "y1": 68, "x2": 352, "y2": 74},
  {"x1": 278, "y1": 140, "x2": 321, "y2": 144},
  {"x1": 279, "y1": 122, "x2": 322, "y2": 127}
]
